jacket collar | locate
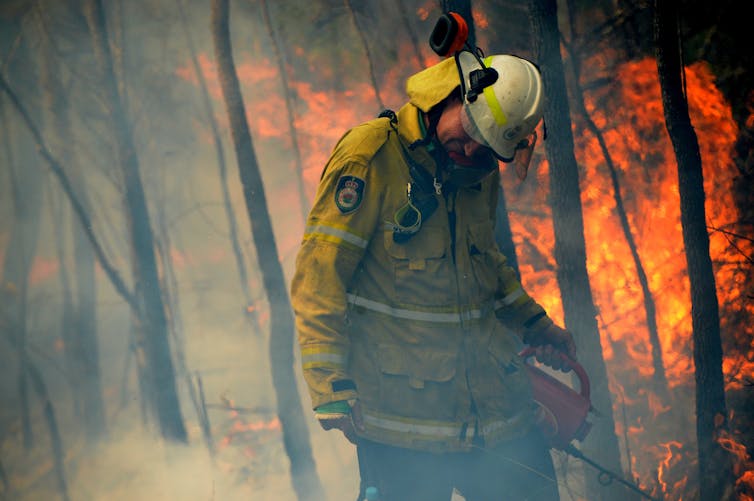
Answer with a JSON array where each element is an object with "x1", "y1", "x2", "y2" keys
[{"x1": 394, "y1": 103, "x2": 443, "y2": 178}]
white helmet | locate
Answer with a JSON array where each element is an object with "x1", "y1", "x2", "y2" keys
[{"x1": 457, "y1": 51, "x2": 544, "y2": 162}]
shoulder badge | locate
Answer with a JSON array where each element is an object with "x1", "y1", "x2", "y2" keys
[{"x1": 334, "y1": 175, "x2": 365, "y2": 214}]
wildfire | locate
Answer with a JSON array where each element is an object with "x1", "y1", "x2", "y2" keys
[
  {"x1": 175, "y1": 27, "x2": 752, "y2": 500},
  {"x1": 718, "y1": 430, "x2": 754, "y2": 500},
  {"x1": 656, "y1": 440, "x2": 691, "y2": 496},
  {"x1": 216, "y1": 396, "x2": 281, "y2": 468}
]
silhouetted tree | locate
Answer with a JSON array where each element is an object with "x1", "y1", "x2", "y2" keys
[
  {"x1": 175, "y1": 0, "x2": 259, "y2": 327},
  {"x1": 261, "y1": 0, "x2": 311, "y2": 221},
  {"x1": 1, "y1": 25, "x2": 44, "y2": 452},
  {"x1": 211, "y1": 0, "x2": 325, "y2": 498},
  {"x1": 560, "y1": 3, "x2": 669, "y2": 399},
  {"x1": 529, "y1": 0, "x2": 630, "y2": 499},
  {"x1": 37, "y1": 2, "x2": 107, "y2": 441},
  {"x1": 84, "y1": 0, "x2": 187, "y2": 442},
  {"x1": 654, "y1": 0, "x2": 735, "y2": 498}
]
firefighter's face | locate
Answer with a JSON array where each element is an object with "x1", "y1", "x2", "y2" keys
[{"x1": 435, "y1": 97, "x2": 487, "y2": 166}]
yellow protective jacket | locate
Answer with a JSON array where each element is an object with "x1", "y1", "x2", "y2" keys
[{"x1": 291, "y1": 60, "x2": 554, "y2": 452}]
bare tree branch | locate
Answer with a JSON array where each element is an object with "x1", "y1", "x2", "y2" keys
[{"x1": 0, "y1": 71, "x2": 137, "y2": 312}]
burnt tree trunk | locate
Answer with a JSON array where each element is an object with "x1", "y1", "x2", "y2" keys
[
  {"x1": 37, "y1": 3, "x2": 107, "y2": 441},
  {"x1": 345, "y1": 0, "x2": 385, "y2": 111},
  {"x1": 654, "y1": 1, "x2": 735, "y2": 499},
  {"x1": 175, "y1": 0, "x2": 260, "y2": 327},
  {"x1": 397, "y1": 0, "x2": 427, "y2": 68},
  {"x1": 0, "y1": 33, "x2": 44, "y2": 452},
  {"x1": 260, "y1": 0, "x2": 310, "y2": 222},
  {"x1": 84, "y1": 0, "x2": 186, "y2": 442},
  {"x1": 2, "y1": 141, "x2": 41, "y2": 453},
  {"x1": 0, "y1": 24, "x2": 70, "y2": 499},
  {"x1": 528, "y1": 0, "x2": 629, "y2": 499},
  {"x1": 560, "y1": 26, "x2": 669, "y2": 398},
  {"x1": 210, "y1": 1, "x2": 325, "y2": 499}
]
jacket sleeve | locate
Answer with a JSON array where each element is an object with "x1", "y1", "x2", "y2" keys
[
  {"x1": 492, "y1": 257, "x2": 554, "y2": 335},
  {"x1": 486, "y1": 172, "x2": 555, "y2": 336},
  {"x1": 290, "y1": 140, "x2": 383, "y2": 410}
]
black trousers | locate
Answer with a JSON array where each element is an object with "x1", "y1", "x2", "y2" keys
[{"x1": 355, "y1": 431, "x2": 559, "y2": 501}]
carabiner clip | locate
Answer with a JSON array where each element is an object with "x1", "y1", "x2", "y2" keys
[{"x1": 391, "y1": 183, "x2": 423, "y2": 242}]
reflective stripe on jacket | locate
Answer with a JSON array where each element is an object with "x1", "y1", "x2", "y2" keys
[{"x1": 291, "y1": 103, "x2": 553, "y2": 452}]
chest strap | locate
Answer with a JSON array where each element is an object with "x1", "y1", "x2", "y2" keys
[{"x1": 378, "y1": 109, "x2": 441, "y2": 244}]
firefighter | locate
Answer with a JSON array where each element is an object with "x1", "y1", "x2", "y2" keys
[{"x1": 291, "y1": 50, "x2": 576, "y2": 500}]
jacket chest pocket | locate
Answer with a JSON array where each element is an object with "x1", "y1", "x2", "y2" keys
[
  {"x1": 467, "y1": 222, "x2": 499, "y2": 299},
  {"x1": 377, "y1": 343, "x2": 458, "y2": 420},
  {"x1": 383, "y1": 227, "x2": 454, "y2": 305}
]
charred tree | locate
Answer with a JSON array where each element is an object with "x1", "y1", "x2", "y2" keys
[
  {"x1": 37, "y1": 3, "x2": 107, "y2": 441},
  {"x1": 396, "y1": 0, "x2": 427, "y2": 68},
  {"x1": 210, "y1": 0, "x2": 325, "y2": 499},
  {"x1": 153, "y1": 204, "x2": 216, "y2": 458},
  {"x1": 175, "y1": 0, "x2": 260, "y2": 328},
  {"x1": 70, "y1": 174, "x2": 105, "y2": 439},
  {"x1": 528, "y1": 0, "x2": 630, "y2": 499},
  {"x1": 654, "y1": 0, "x2": 735, "y2": 498},
  {"x1": 84, "y1": 0, "x2": 186, "y2": 442},
  {"x1": 0, "y1": 32, "x2": 44, "y2": 452},
  {"x1": 260, "y1": 0, "x2": 310, "y2": 222},
  {"x1": 0, "y1": 28, "x2": 69, "y2": 497},
  {"x1": 24, "y1": 349, "x2": 71, "y2": 501},
  {"x1": 2, "y1": 147, "x2": 40, "y2": 453},
  {"x1": 0, "y1": 324, "x2": 72, "y2": 501},
  {"x1": 560, "y1": 16, "x2": 669, "y2": 398},
  {"x1": 345, "y1": 0, "x2": 385, "y2": 111}
]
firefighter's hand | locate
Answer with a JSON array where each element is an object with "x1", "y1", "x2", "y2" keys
[
  {"x1": 527, "y1": 324, "x2": 577, "y2": 372},
  {"x1": 315, "y1": 400, "x2": 364, "y2": 444}
]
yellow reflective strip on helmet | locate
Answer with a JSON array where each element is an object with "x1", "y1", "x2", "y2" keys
[
  {"x1": 483, "y1": 86, "x2": 507, "y2": 126},
  {"x1": 347, "y1": 293, "x2": 484, "y2": 323},
  {"x1": 304, "y1": 223, "x2": 369, "y2": 249},
  {"x1": 482, "y1": 55, "x2": 507, "y2": 126}
]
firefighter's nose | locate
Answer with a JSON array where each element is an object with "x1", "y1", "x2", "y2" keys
[{"x1": 464, "y1": 140, "x2": 482, "y2": 157}]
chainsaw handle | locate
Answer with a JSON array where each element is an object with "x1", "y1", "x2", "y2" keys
[{"x1": 519, "y1": 346, "x2": 591, "y2": 400}]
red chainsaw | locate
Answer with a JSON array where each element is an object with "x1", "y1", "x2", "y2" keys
[
  {"x1": 519, "y1": 346, "x2": 593, "y2": 450},
  {"x1": 519, "y1": 346, "x2": 661, "y2": 500}
]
